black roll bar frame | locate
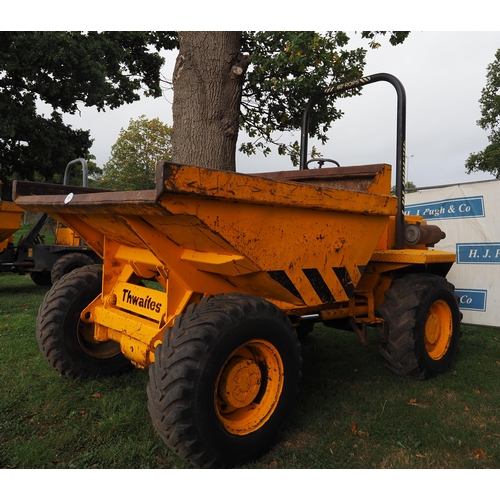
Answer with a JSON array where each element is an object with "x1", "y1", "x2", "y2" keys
[{"x1": 299, "y1": 73, "x2": 407, "y2": 249}]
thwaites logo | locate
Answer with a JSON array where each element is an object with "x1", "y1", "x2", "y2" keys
[
  {"x1": 115, "y1": 283, "x2": 164, "y2": 321},
  {"x1": 121, "y1": 288, "x2": 161, "y2": 313}
]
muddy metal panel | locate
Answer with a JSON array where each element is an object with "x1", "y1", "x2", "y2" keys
[
  {"x1": 14, "y1": 162, "x2": 397, "y2": 307},
  {"x1": 155, "y1": 163, "x2": 397, "y2": 306},
  {"x1": 157, "y1": 162, "x2": 395, "y2": 213}
]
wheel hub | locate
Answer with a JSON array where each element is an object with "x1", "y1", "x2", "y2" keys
[
  {"x1": 425, "y1": 312, "x2": 440, "y2": 344},
  {"x1": 219, "y1": 356, "x2": 261, "y2": 408},
  {"x1": 215, "y1": 339, "x2": 284, "y2": 436},
  {"x1": 424, "y1": 299, "x2": 453, "y2": 360}
]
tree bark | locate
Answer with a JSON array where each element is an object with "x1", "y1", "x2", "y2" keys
[{"x1": 172, "y1": 32, "x2": 248, "y2": 171}]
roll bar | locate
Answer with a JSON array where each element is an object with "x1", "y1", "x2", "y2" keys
[
  {"x1": 63, "y1": 158, "x2": 89, "y2": 187},
  {"x1": 300, "y1": 73, "x2": 407, "y2": 249}
]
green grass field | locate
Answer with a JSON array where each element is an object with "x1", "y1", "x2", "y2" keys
[
  {"x1": 1, "y1": 272, "x2": 499, "y2": 469},
  {"x1": 13, "y1": 222, "x2": 56, "y2": 245}
]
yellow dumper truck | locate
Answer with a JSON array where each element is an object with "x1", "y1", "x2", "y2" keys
[{"x1": 13, "y1": 74, "x2": 460, "y2": 467}]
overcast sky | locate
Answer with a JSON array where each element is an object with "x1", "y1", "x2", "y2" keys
[{"x1": 63, "y1": 31, "x2": 500, "y2": 189}]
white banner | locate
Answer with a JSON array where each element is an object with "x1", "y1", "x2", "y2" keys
[{"x1": 406, "y1": 179, "x2": 500, "y2": 327}]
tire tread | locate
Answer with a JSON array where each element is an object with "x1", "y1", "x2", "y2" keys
[
  {"x1": 378, "y1": 273, "x2": 461, "y2": 379},
  {"x1": 147, "y1": 293, "x2": 301, "y2": 468}
]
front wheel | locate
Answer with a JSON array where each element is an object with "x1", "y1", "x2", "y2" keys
[
  {"x1": 147, "y1": 293, "x2": 302, "y2": 468},
  {"x1": 36, "y1": 264, "x2": 132, "y2": 379},
  {"x1": 378, "y1": 273, "x2": 461, "y2": 379}
]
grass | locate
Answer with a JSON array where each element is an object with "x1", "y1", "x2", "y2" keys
[
  {"x1": 1, "y1": 272, "x2": 499, "y2": 469},
  {"x1": 14, "y1": 222, "x2": 56, "y2": 245}
]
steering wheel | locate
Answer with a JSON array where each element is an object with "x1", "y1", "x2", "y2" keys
[{"x1": 306, "y1": 158, "x2": 341, "y2": 169}]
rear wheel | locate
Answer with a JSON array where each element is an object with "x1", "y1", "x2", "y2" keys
[
  {"x1": 30, "y1": 271, "x2": 52, "y2": 286},
  {"x1": 147, "y1": 293, "x2": 301, "y2": 468},
  {"x1": 378, "y1": 273, "x2": 461, "y2": 379},
  {"x1": 36, "y1": 264, "x2": 132, "y2": 379},
  {"x1": 51, "y1": 252, "x2": 95, "y2": 284}
]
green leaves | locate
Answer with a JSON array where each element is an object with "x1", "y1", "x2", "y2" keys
[
  {"x1": 466, "y1": 48, "x2": 500, "y2": 178},
  {"x1": 477, "y1": 48, "x2": 500, "y2": 132},
  {"x1": 0, "y1": 31, "x2": 178, "y2": 199},
  {"x1": 360, "y1": 31, "x2": 410, "y2": 49},
  {"x1": 0, "y1": 32, "x2": 176, "y2": 113},
  {"x1": 466, "y1": 132, "x2": 500, "y2": 179},
  {"x1": 239, "y1": 31, "x2": 409, "y2": 165},
  {"x1": 99, "y1": 115, "x2": 173, "y2": 191}
]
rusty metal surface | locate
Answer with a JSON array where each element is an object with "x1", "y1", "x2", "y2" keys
[
  {"x1": 14, "y1": 163, "x2": 396, "y2": 216},
  {"x1": 252, "y1": 164, "x2": 391, "y2": 193},
  {"x1": 12, "y1": 163, "x2": 399, "y2": 291},
  {"x1": 13, "y1": 181, "x2": 109, "y2": 197},
  {"x1": 157, "y1": 162, "x2": 397, "y2": 216},
  {"x1": 13, "y1": 181, "x2": 161, "y2": 216},
  {"x1": 256, "y1": 164, "x2": 384, "y2": 181}
]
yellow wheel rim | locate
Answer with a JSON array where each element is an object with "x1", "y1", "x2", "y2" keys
[
  {"x1": 424, "y1": 299, "x2": 453, "y2": 360},
  {"x1": 215, "y1": 339, "x2": 284, "y2": 436}
]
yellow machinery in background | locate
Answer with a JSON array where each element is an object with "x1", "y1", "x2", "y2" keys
[
  {"x1": 0, "y1": 189, "x2": 24, "y2": 253},
  {"x1": 13, "y1": 74, "x2": 461, "y2": 467},
  {"x1": 1, "y1": 159, "x2": 101, "y2": 285}
]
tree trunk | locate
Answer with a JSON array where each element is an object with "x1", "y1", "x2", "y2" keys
[{"x1": 172, "y1": 32, "x2": 248, "y2": 171}]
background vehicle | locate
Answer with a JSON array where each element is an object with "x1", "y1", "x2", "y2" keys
[
  {"x1": 13, "y1": 74, "x2": 461, "y2": 467},
  {"x1": 1, "y1": 159, "x2": 101, "y2": 285},
  {"x1": 0, "y1": 187, "x2": 24, "y2": 271}
]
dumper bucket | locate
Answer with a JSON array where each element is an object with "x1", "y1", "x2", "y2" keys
[{"x1": 14, "y1": 161, "x2": 396, "y2": 315}]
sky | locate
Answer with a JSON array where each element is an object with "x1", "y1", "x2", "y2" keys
[{"x1": 61, "y1": 31, "x2": 500, "y2": 189}]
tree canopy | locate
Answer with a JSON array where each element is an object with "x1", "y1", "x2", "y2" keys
[
  {"x1": 0, "y1": 31, "x2": 410, "y2": 197},
  {"x1": 0, "y1": 31, "x2": 177, "y2": 198},
  {"x1": 239, "y1": 31, "x2": 409, "y2": 165},
  {"x1": 170, "y1": 31, "x2": 409, "y2": 170},
  {"x1": 391, "y1": 181, "x2": 417, "y2": 195},
  {"x1": 99, "y1": 115, "x2": 173, "y2": 191},
  {"x1": 466, "y1": 48, "x2": 500, "y2": 178}
]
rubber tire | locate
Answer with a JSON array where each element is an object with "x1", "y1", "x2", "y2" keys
[
  {"x1": 51, "y1": 252, "x2": 95, "y2": 284},
  {"x1": 147, "y1": 293, "x2": 302, "y2": 468},
  {"x1": 378, "y1": 273, "x2": 461, "y2": 380},
  {"x1": 30, "y1": 271, "x2": 52, "y2": 286},
  {"x1": 295, "y1": 318, "x2": 316, "y2": 341},
  {"x1": 36, "y1": 264, "x2": 132, "y2": 379}
]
